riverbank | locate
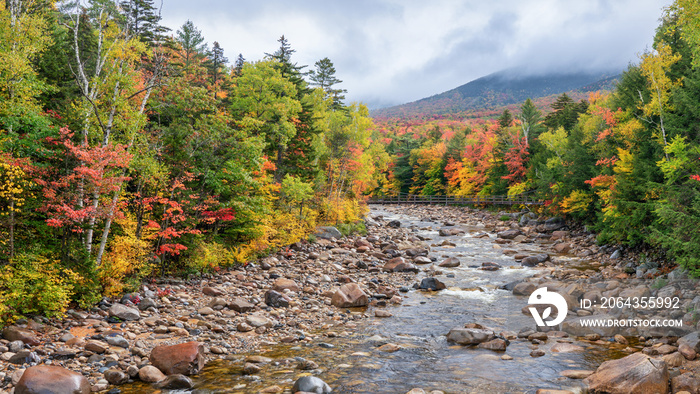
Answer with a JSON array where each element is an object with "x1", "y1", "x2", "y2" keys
[{"x1": 1, "y1": 204, "x2": 699, "y2": 393}]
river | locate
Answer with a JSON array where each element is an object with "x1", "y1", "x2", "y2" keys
[{"x1": 120, "y1": 205, "x2": 626, "y2": 394}]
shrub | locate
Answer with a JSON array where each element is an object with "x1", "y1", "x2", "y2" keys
[
  {"x1": 99, "y1": 215, "x2": 152, "y2": 296},
  {"x1": 186, "y1": 240, "x2": 238, "y2": 274},
  {"x1": 338, "y1": 221, "x2": 367, "y2": 236},
  {"x1": 0, "y1": 253, "x2": 79, "y2": 325}
]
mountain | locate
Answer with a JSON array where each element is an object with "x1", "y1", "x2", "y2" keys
[{"x1": 371, "y1": 69, "x2": 621, "y2": 119}]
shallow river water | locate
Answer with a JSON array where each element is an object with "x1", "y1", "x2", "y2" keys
[{"x1": 121, "y1": 206, "x2": 627, "y2": 394}]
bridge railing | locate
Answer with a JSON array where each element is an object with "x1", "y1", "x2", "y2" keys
[{"x1": 366, "y1": 193, "x2": 543, "y2": 206}]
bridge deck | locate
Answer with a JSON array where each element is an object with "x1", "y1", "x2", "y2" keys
[{"x1": 367, "y1": 194, "x2": 543, "y2": 206}]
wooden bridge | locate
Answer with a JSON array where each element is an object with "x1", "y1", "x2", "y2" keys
[{"x1": 367, "y1": 193, "x2": 544, "y2": 206}]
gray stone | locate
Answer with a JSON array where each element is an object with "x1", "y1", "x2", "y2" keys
[
  {"x1": 9, "y1": 340, "x2": 25, "y2": 353},
  {"x1": 138, "y1": 297, "x2": 157, "y2": 311},
  {"x1": 9, "y1": 350, "x2": 40, "y2": 365},
  {"x1": 292, "y1": 376, "x2": 332, "y2": 393},
  {"x1": 446, "y1": 328, "x2": 495, "y2": 345},
  {"x1": 108, "y1": 303, "x2": 140, "y2": 321},
  {"x1": 679, "y1": 331, "x2": 700, "y2": 353},
  {"x1": 104, "y1": 335, "x2": 129, "y2": 348},
  {"x1": 387, "y1": 220, "x2": 401, "y2": 228},
  {"x1": 315, "y1": 226, "x2": 343, "y2": 239},
  {"x1": 265, "y1": 290, "x2": 290, "y2": 308},
  {"x1": 497, "y1": 229, "x2": 521, "y2": 240}
]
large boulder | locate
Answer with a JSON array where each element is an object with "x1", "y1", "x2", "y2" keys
[
  {"x1": 15, "y1": 365, "x2": 91, "y2": 394},
  {"x1": 584, "y1": 352, "x2": 669, "y2": 394},
  {"x1": 149, "y1": 342, "x2": 205, "y2": 376},
  {"x1": 446, "y1": 328, "x2": 495, "y2": 345},
  {"x1": 331, "y1": 283, "x2": 368, "y2": 308},
  {"x1": 108, "y1": 303, "x2": 140, "y2": 321},
  {"x1": 2, "y1": 326, "x2": 40, "y2": 346},
  {"x1": 315, "y1": 226, "x2": 342, "y2": 239}
]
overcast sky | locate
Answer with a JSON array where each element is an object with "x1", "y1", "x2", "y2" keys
[{"x1": 160, "y1": 0, "x2": 671, "y2": 109}]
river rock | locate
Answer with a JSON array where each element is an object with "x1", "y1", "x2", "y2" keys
[
  {"x1": 672, "y1": 372, "x2": 700, "y2": 394},
  {"x1": 246, "y1": 315, "x2": 272, "y2": 328},
  {"x1": 438, "y1": 257, "x2": 460, "y2": 268},
  {"x1": 497, "y1": 229, "x2": 521, "y2": 239},
  {"x1": 439, "y1": 228, "x2": 462, "y2": 236},
  {"x1": 385, "y1": 259, "x2": 419, "y2": 273},
  {"x1": 228, "y1": 298, "x2": 255, "y2": 313},
  {"x1": 138, "y1": 365, "x2": 166, "y2": 383},
  {"x1": 553, "y1": 243, "x2": 572, "y2": 253},
  {"x1": 202, "y1": 286, "x2": 225, "y2": 297},
  {"x1": 387, "y1": 220, "x2": 401, "y2": 228},
  {"x1": 584, "y1": 352, "x2": 669, "y2": 394},
  {"x1": 103, "y1": 369, "x2": 129, "y2": 385},
  {"x1": 560, "y1": 369, "x2": 594, "y2": 379},
  {"x1": 292, "y1": 376, "x2": 332, "y2": 393},
  {"x1": 478, "y1": 338, "x2": 507, "y2": 351},
  {"x1": 9, "y1": 350, "x2": 40, "y2": 365},
  {"x1": 315, "y1": 226, "x2": 343, "y2": 239},
  {"x1": 272, "y1": 278, "x2": 300, "y2": 292},
  {"x1": 138, "y1": 297, "x2": 157, "y2": 311},
  {"x1": 414, "y1": 256, "x2": 432, "y2": 264},
  {"x1": 2, "y1": 326, "x2": 40, "y2": 346},
  {"x1": 155, "y1": 374, "x2": 194, "y2": 389},
  {"x1": 662, "y1": 351, "x2": 685, "y2": 367},
  {"x1": 331, "y1": 283, "x2": 368, "y2": 308},
  {"x1": 15, "y1": 365, "x2": 90, "y2": 394},
  {"x1": 104, "y1": 335, "x2": 129, "y2": 348},
  {"x1": 678, "y1": 332, "x2": 700, "y2": 353},
  {"x1": 544, "y1": 217, "x2": 565, "y2": 231},
  {"x1": 108, "y1": 303, "x2": 141, "y2": 321},
  {"x1": 265, "y1": 290, "x2": 291, "y2": 308},
  {"x1": 561, "y1": 315, "x2": 619, "y2": 337},
  {"x1": 418, "y1": 278, "x2": 446, "y2": 291},
  {"x1": 551, "y1": 343, "x2": 584, "y2": 353},
  {"x1": 512, "y1": 282, "x2": 536, "y2": 296},
  {"x1": 679, "y1": 343, "x2": 697, "y2": 360},
  {"x1": 149, "y1": 341, "x2": 205, "y2": 376},
  {"x1": 446, "y1": 328, "x2": 495, "y2": 345}
]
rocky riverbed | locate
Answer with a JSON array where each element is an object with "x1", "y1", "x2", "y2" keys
[{"x1": 1, "y1": 204, "x2": 699, "y2": 393}]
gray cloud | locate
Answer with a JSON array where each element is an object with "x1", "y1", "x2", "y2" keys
[{"x1": 160, "y1": 0, "x2": 670, "y2": 109}]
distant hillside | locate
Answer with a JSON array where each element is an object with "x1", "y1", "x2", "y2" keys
[{"x1": 372, "y1": 69, "x2": 620, "y2": 119}]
